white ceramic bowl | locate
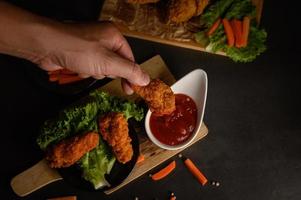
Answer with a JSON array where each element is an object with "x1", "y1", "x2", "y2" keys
[{"x1": 145, "y1": 69, "x2": 208, "y2": 150}]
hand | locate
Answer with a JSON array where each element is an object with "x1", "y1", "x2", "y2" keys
[
  {"x1": 0, "y1": 2, "x2": 149, "y2": 94},
  {"x1": 37, "y1": 22, "x2": 150, "y2": 94}
]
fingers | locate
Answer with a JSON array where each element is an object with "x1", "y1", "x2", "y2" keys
[
  {"x1": 101, "y1": 22, "x2": 135, "y2": 62},
  {"x1": 114, "y1": 36, "x2": 135, "y2": 62},
  {"x1": 78, "y1": 73, "x2": 90, "y2": 78},
  {"x1": 39, "y1": 62, "x2": 63, "y2": 72},
  {"x1": 121, "y1": 79, "x2": 134, "y2": 95},
  {"x1": 101, "y1": 50, "x2": 150, "y2": 86}
]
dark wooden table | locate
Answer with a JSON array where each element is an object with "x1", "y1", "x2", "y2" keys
[{"x1": 1, "y1": 1, "x2": 301, "y2": 199}]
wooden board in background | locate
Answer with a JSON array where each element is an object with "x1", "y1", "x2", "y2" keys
[
  {"x1": 103, "y1": 55, "x2": 208, "y2": 194},
  {"x1": 99, "y1": 0, "x2": 264, "y2": 54},
  {"x1": 10, "y1": 55, "x2": 208, "y2": 197}
]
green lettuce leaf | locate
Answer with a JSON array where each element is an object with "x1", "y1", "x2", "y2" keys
[
  {"x1": 195, "y1": 32, "x2": 210, "y2": 47},
  {"x1": 79, "y1": 138, "x2": 116, "y2": 189},
  {"x1": 206, "y1": 24, "x2": 226, "y2": 53},
  {"x1": 196, "y1": 0, "x2": 267, "y2": 62},
  {"x1": 37, "y1": 97, "x2": 99, "y2": 150},
  {"x1": 89, "y1": 90, "x2": 144, "y2": 121},
  {"x1": 201, "y1": 0, "x2": 235, "y2": 27},
  {"x1": 37, "y1": 90, "x2": 144, "y2": 189},
  {"x1": 225, "y1": 0, "x2": 256, "y2": 20},
  {"x1": 224, "y1": 27, "x2": 267, "y2": 62}
]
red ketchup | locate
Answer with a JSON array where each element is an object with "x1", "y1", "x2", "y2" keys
[{"x1": 150, "y1": 94, "x2": 197, "y2": 146}]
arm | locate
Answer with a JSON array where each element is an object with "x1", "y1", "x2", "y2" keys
[
  {"x1": 0, "y1": 1, "x2": 52, "y2": 63},
  {"x1": 0, "y1": 2, "x2": 149, "y2": 93}
]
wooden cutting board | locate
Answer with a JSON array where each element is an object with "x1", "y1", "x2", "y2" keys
[
  {"x1": 99, "y1": 0, "x2": 264, "y2": 54},
  {"x1": 10, "y1": 55, "x2": 208, "y2": 196}
]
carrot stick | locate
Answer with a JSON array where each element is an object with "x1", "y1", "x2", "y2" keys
[
  {"x1": 170, "y1": 192, "x2": 176, "y2": 200},
  {"x1": 136, "y1": 154, "x2": 145, "y2": 164},
  {"x1": 207, "y1": 18, "x2": 221, "y2": 36},
  {"x1": 47, "y1": 70, "x2": 61, "y2": 75},
  {"x1": 48, "y1": 74, "x2": 59, "y2": 82},
  {"x1": 150, "y1": 160, "x2": 176, "y2": 181},
  {"x1": 60, "y1": 68, "x2": 77, "y2": 75},
  {"x1": 222, "y1": 18, "x2": 235, "y2": 47},
  {"x1": 241, "y1": 16, "x2": 250, "y2": 47},
  {"x1": 48, "y1": 69, "x2": 76, "y2": 75},
  {"x1": 231, "y1": 19, "x2": 243, "y2": 48},
  {"x1": 58, "y1": 75, "x2": 84, "y2": 85},
  {"x1": 184, "y1": 158, "x2": 208, "y2": 186}
]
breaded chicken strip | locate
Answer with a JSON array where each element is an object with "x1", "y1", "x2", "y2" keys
[
  {"x1": 99, "y1": 112, "x2": 133, "y2": 164},
  {"x1": 195, "y1": 0, "x2": 209, "y2": 16},
  {"x1": 46, "y1": 132, "x2": 99, "y2": 168},
  {"x1": 126, "y1": 0, "x2": 160, "y2": 4},
  {"x1": 132, "y1": 79, "x2": 175, "y2": 116},
  {"x1": 168, "y1": 0, "x2": 197, "y2": 23}
]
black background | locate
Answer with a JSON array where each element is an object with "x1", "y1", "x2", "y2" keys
[{"x1": 1, "y1": 0, "x2": 301, "y2": 199}]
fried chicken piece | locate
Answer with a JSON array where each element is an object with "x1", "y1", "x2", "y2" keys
[
  {"x1": 168, "y1": 0, "x2": 197, "y2": 23},
  {"x1": 132, "y1": 79, "x2": 175, "y2": 116},
  {"x1": 126, "y1": 0, "x2": 160, "y2": 4},
  {"x1": 168, "y1": 0, "x2": 210, "y2": 23},
  {"x1": 46, "y1": 132, "x2": 99, "y2": 168},
  {"x1": 99, "y1": 112, "x2": 133, "y2": 164},
  {"x1": 195, "y1": 0, "x2": 209, "y2": 16}
]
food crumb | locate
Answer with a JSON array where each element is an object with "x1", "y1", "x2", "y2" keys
[
  {"x1": 210, "y1": 180, "x2": 221, "y2": 187},
  {"x1": 170, "y1": 192, "x2": 176, "y2": 200}
]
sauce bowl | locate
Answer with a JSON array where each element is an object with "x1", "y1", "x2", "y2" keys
[{"x1": 145, "y1": 69, "x2": 208, "y2": 150}]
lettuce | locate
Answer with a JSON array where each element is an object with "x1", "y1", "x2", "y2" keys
[
  {"x1": 203, "y1": 24, "x2": 267, "y2": 62},
  {"x1": 37, "y1": 97, "x2": 99, "y2": 150},
  {"x1": 89, "y1": 90, "x2": 144, "y2": 121},
  {"x1": 79, "y1": 139, "x2": 116, "y2": 189},
  {"x1": 201, "y1": 0, "x2": 235, "y2": 27},
  {"x1": 224, "y1": 27, "x2": 267, "y2": 62},
  {"x1": 196, "y1": 0, "x2": 267, "y2": 62},
  {"x1": 37, "y1": 90, "x2": 144, "y2": 189},
  {"x1": 225, "y1": 0, "x2": 256, "y2": 19}
]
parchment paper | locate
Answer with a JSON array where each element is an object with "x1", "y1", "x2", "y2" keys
[{"x1": 99, "y1": 0, "x2": 204, "y2": 42}]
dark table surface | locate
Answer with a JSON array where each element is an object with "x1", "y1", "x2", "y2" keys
[{"x1": 1, "y1": 0, "x2": 301, "y2": 200}]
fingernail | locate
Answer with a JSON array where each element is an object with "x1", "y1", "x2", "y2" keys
[
  {"x1": 123, "y1": 80, "x2": 134, "y2": 95},
  {"x1": 139, "y1": 71, "x2": 150, "y2": 86},
  {"x1": 126, "y1": 89, "x2": 134, "y2": 95}
]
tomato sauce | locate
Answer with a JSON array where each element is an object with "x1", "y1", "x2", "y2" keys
[{"x1": 150, "y1": 94, "x2": 197, "y2": 146}]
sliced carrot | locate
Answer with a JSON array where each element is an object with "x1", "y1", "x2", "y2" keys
[
  {"x1": 47, "y1": 70, "x2": 61, "y2": 75},
  {"x1": 47, "y1": 196, "x2": 77, "y2": 200},
  {"x1": 241, "y1": 16, "x2": 251, "y2": 47},
  {"x1": 48, "y1": 74, "x2": 59, "y2": 82},
  {"x1": 231, "y1": 19, "x2": 243, "y2": 48},
  {"x1": 58, "y1": 74, "x2": 84, "y2": 85},
  {"x1": 222, "y1": 18, "x2": 235, "y2": 47},
  {"x1": 48, "y1": 69, "x2": 83, "y2": 84},
  {"x1": 137, "y1": 154, "x2": 145, "y2": 164},
  {"x1": 170, "y1": 192, "x2": 176, "y2": 200},
  {"x1": 151, "y1": 160, "x2": 176, "y2": 181},
  {"x1": 207, "y1": 18, "x2": 221, "y2": 36},
  {"x1": 60, "y1": 68, "x2": 77, "y2": 75},
  {"x1": 184, "y1": 158, "x2": 208, "y2": 186}
]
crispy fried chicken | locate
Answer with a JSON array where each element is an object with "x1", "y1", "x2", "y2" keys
[
  {"x1": 99, "y1": 112, "x2": 133, "y2": 164},
  {"x1": 132, "y1": 79, "x2": 175, "y2": 116},
  {"x1": 46, "y1": 132, "x2": 99, "y2": 168}
]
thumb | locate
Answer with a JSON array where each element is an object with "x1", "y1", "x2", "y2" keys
[{"x1": 101, "y1": 51, "x2": 150, "y2": 86}]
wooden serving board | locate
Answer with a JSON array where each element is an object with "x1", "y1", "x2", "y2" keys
[
  {"x1": 10, "y1": 55, "x2": 208, "y2": 196},
  {"x1": 99, "y1": 0, "x2": 264, "y2": 54},
  {"x1": 102, "y1": 55, "x2": 209, "y2": 194}
]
